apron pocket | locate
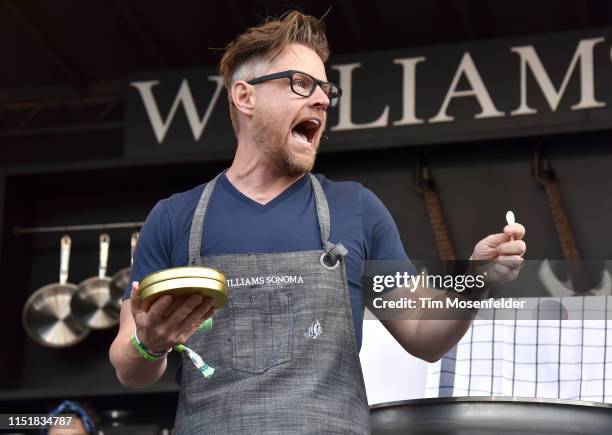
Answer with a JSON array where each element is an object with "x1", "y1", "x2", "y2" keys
[{"x1": 229, "y1": 292, "x2": 293, "y2": 374}]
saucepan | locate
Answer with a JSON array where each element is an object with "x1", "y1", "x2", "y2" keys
[
  {"x1": 22, "y1": 235, "x2": 90, "y2": 348},
  {"x1": 110, "y1": 231, "x2": 139, "y2": 309},
  {"x1": 71, "y1": 233, "x2": 120, "y2": 329}
]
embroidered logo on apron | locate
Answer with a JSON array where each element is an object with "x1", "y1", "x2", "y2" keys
[{"x1": 304, "y1": 320, "x2": 322, "y2": 339}]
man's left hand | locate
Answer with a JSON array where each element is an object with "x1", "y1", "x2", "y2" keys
[{"x1": 471, "y1": 222, "x2": 526, "y2": 287}]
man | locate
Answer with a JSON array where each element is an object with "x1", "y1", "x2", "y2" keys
[{"x1": 109, "y1": 11, "x2": 526, "y2": 434}]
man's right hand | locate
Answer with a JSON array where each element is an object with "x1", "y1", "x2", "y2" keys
[{"x1": 130, "y1": 281, "x2": 215, "y2": 353}]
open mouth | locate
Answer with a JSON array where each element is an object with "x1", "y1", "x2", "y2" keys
[{"x1": 290, "y1": 118, "x2": 322, "y2": 147}]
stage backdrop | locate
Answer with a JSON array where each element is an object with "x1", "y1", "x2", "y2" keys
[{"x1": 126, "y1": 27, "x2": 612, "y2": 159}]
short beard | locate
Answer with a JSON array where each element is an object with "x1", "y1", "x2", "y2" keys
[{"x1": 252, "y1": 112, "x2": 317, "y2": 176}]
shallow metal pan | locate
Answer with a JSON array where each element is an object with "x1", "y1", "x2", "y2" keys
[
  {"x1": 71, "y1": 233, "x2": 119, "y2": 329},
  {"x1": 22, "y1": 235, "x2": 90, "y2": 348},
  {"x1": 369, "y1": 397, "x2": 612, "y2": 435}
]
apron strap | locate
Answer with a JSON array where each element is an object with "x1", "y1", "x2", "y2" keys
[
  {"x1": 308, "y1": 174, "x2": 347, "y2": 262},
  {"x1": 308, "y1": 174, "x2": 331, "y2": 248},
  {"x1": 188, "y1": 172, "x2": 344, "y2": 264},
  {"x1": 188, "y1": 172, "x2": 224, "y2": 263}
]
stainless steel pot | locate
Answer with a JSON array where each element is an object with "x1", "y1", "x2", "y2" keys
[
  {"x1": 22, "y1": 235, "x2": 90, "y2": 348},
  {"x1": 369, "y1": 397, "x2": 612, "y2": 435},
  {"x1": 110, "y1": 231, "x2": 138, "y2": 308},
  {"x1": 71, "y1": 233, "x2": 119, "y2": 329}
]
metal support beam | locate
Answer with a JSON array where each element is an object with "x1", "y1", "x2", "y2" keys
[
  {"x1": 0, "y1": 81, "x2": 124, "y2": 133},
  {"x1": 15, "y1": 221, "x2": 144, "y2": 235},
  {"x1": 96, "y1": 99, "x2": 121, "y2": 122},
  {"x1": 0, "y1": 81, "x2": 122, "y2": 105},
  {"x1": 16, "y1": 105, "x2": 43, "y2": 129},
  {"x1": 2, "y1": 0, "x2": 85, "y2": 89},
  {"x1": 0, "y1": 122, "x2": 123, "y2": 138},
  {"x1": 1, "y1": 95, "x2": 119, "y2": 112}
]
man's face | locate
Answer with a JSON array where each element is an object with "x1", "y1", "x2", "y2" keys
[{"x1": 250, "y1": 44, "x2": 329, "y2": 175}]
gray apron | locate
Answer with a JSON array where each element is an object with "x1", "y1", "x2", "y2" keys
[{"x1": 173, "y1": 173, "x2": 370, "y2": 434}]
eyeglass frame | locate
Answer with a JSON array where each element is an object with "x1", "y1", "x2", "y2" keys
[{"x1": 246, "y1": 70, "x2": 342, "y2": 107}]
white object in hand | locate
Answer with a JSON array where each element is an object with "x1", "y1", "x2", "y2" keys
[{"x1": 506, "y1": 210, "x2": 515, "y2": 241}]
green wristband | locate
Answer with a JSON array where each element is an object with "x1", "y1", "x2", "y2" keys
[{"x1": 130, "y1": 332, "x2": 169, "y2": 361}]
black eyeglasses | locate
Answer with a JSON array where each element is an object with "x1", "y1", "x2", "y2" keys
[{"x1": 247, "y1": 70, "x2": 342, "y2": 108}]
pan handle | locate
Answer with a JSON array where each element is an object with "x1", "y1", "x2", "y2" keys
[
  {"x1": 130, "y1": 232, "x2": 139, "y2": 266},
  {"x1": 99, "y1": 233, "x2": 110, "y2": 279},
  {"x1": 59, "y1": 235, "x2": 71, "y2": 285}
]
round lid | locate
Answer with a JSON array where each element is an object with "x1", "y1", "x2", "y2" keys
[
  {"x1": 139, "y1": 276, "x2": 228, "y2": 310},
  {"x1": 139, "y1": 266, "x2": 226, "y2": 290}
]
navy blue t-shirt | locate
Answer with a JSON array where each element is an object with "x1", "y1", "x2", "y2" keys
[{"x1": 124, "y1": 172, "x2": 410, "y2": 351}]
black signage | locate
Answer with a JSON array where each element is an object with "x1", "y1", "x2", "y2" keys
[{"x1": 125, "y1": 27, "x2": 612, "y2": 158}]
